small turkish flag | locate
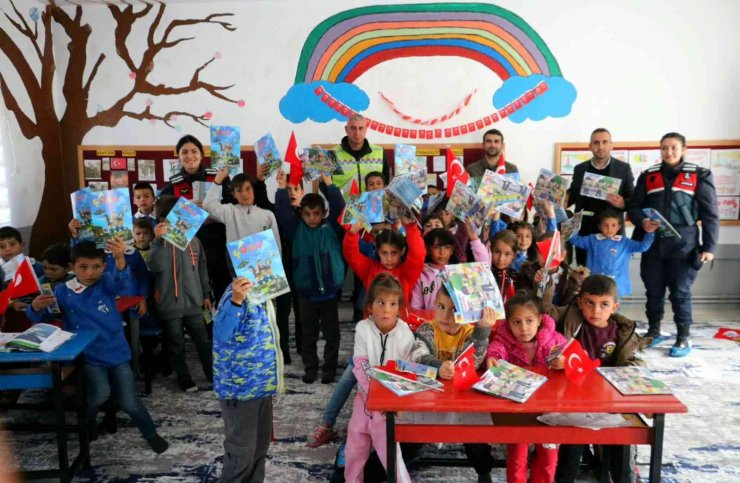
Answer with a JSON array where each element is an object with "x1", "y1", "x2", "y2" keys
[
  {"x1": 285, "y1": 131, "x2": 303, "y2": 186},
  {"x1": 537, "y1": 231, "x2": 563, "y2": 270},
  {"x1": 10, "y1": 257, "x2": 41, "y2": 299},
  {"x1": 337, "y1": 179, "x2": 360, "y2": 228},
  {"x1": 446, "y1": 148, "x2": 469, "y2": 197},
  {"x1": 453, "y1": 343, "x2": 478, "y2": 389},
  {"x1": 563, "y1": 339, "x2": 601, "y2": 381},
  {"x1": 0, "y1": 287, "x2": 11, "y2": 315}
]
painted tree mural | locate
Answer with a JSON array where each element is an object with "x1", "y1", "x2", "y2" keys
[{"x1": 0, "y1": 1, "x2": 239, "y2": 253}]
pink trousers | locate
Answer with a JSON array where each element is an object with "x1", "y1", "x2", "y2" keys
[{"x1": 506, "y1": 443, "x2": 558, "y2": 483}]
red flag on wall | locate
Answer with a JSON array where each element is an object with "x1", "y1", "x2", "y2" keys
[{"x1": 453, "y1": 343, "x2": 478, "y2": 389}]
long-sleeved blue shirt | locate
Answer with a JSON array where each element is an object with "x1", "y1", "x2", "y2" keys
[{"x1": 27, "y1": 268, "x2": 133, "y2": 367}]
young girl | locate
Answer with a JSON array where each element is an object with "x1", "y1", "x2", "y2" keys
[
  {"x1": 346, "y1": 273, "x2": 415, "y2": 483},
  {"x1": 486, "y1": 292, "x2": 567, "y2": 483},
  {"x1": 436, "y1": 205, "x2": 471, "y2": 263},
  {"x1": 411, "y1": 222, "x2": 490, "y2": 310},
  {"x1": 508, "y1": 222, "x2": 538, "y2": 272},
  {"x1": 490, "y1": 230, "x2": 521, "y2": 306},
  {"x1": 411, "y1": 286, "x2": 496, "y2": 482}
]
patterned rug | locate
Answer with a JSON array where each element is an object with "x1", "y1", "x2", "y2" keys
[{"x1": 2, "y1": 302, "x2": 739, "y2": 482}]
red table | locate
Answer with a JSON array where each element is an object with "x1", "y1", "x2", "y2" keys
[{"x1": 367, "y1": 367, "x2": 687, "y2": 483}]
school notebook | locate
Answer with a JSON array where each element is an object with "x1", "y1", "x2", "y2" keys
[
  {"x1": 441, "y1": 262, "x2": 505, "y2": 324},
  {"x1": 597, "y1": 367, "x2": 673, "y2": 395},
  {"x1": 642, "y1": 208, "x2": 681, "y2": 238},
  {"x1": 1, "y1": 323, "x2": 74, "y2": 352},
  {"x1": 163, "y1": 198, "x2": 210, "y2": 251},
  {"x1": 301, "y1": 148, "x2": 344, "y2": 181},
  {"x1": 369, "y1": 368, "x2": 442, "y2": 396},
  {"x1": 473, "y1": 360, "x2": 548, "y2": 403},
  {"x1": 210, "y1": 125, "x2": 241, "y2": 175},
  {"x1": 227, "y1": 229, "x2": 290, "y2": 304}
]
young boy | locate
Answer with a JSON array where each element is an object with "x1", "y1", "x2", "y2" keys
[
  {"x1": 569, "y1": 209, "x2": 656, "y2": 298},
  {"x1": 132, "y1": 218, "x2": 155, "y2": 265},
  {"x1": 27, "y1": 240, "x2": 168, "y2": 453},
  {"x1": 275, "y1": 172, "x2": 345, "y2": 384},
  {"x1": 549, "y1": 274, "x2": 643, "y2": 483},
  {"x1": 0, "y1": 226, "x2": 44, "y2": 282},
  {"x1": 149, "y1": 195, "x2": 213, "y2": 392},
  {"x1": 38, "y1": 243, "x2": 73, "y2": 287},
  {"x1": 133, "y1": 182, "x2": 157, "y2": 228},
  {"x1": 213, "y1": 277, "x2": 283, "y2": 482},
  {"x1": 364, "y1": 171, "x2": 385, "y2": 192}
]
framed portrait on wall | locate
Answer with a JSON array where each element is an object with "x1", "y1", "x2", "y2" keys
[
  {"x1": 83, "y1": 159, "x2": 102, "y2": 179},
  {"x1": 138, "y1": 159, "x2": 156, "y2": 181}
]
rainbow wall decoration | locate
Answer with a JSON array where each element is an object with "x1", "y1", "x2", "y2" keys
[{"x1": 280, "y1": 3, "x2": 576, "y2": 133}]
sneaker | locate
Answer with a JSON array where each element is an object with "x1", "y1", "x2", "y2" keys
[
  {"x1": 302, "y1": 370, "x2": 317, "y2": 384},
  {"x1": 321, "y1": 369, "x2": 336, "y2": 384},
  {"x1": 146, "y1": 433, "x2": 169, "y2": 454},
  {"x1": 178, "y1": 377, "x2": 198, "y2": 392},
  {"x1": 669, "y1": 338, "x2": 692, "y2": 357},
  {"x1": 307, "y1": 424, "x2": 338, "y2": 448}
]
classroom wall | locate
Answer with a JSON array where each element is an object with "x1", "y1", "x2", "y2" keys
[{"x1": 1, "y1": 0, "x2": 738, "y2": 295}]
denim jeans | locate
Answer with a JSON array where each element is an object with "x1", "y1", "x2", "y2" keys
[
  {"x1": 84, "y1": 362, "x2": 157, "y2": 439},
  {"x1": 321, "y1": 359, "x2": 357, "y2": 427}
]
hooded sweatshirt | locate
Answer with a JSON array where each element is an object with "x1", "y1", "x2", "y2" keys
[
  {"x1": 203, "y1": 183, "x2": 281, "y2": 246},
  {"x1": 486, "y1": 314, "x2": 567, "y2": 367}
]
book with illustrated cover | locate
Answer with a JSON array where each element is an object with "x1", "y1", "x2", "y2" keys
[
  {"x1": 441, "y1": 262, "x2": 505, "y2": 324},
  {"x1": 369, "y1": 368, "x2": 442, "y2": 396},
  {"x1": 597, "y1": 367, "x2": 673, "y2": 395},
  {"x1": 580, "y1": 172, "x2": 622, "y2": 200},
  {"x1": 423, "y1": 191, "x2": 446, "y2": 216},
  {"x1": 394, "y1": 143, "x2": 419, "y2": 175},
  {"x1": 642, "y1": 208, "x2": 681, "y2": 238},
  {"x1": 387, "y1": 174, "x2": 423, "y2": 210},
  {"x1": 254, "y1": 133, "x2": 283, "y2": 179},
  {"x1": 71, "y1": 188, "x2": 134, "y2": 247},
  {"x1": 227, "y1": 229, "x2": 290, "y2": 304},
  {"x1": 533, "y1": 169, "x2": 569, "y2": 206},
  {"x1": 546, "y1": 338, "x2": 575, "y2": 364},
  {"x1": 447, "y1": 181, "x2": 490, "y2": 233},
  {"x1": 210, "y1": 125, "x2": 241, "y2": 175},
  {"x1": 396, "y1": 360, "x2": 438, "y2": 379},
  {"x1": 345, "y1": 189, "x2": 385, "y2": 230},
  {"x1": 302, "y1": 148, "x2": 344, "y2": 181},
  {"x1": 476, "y1": 170, "x2": 531, "y2": 219},
  {"x1": 1, "y1": 323, "x2": 74, "y2": 352},
  {"x1": 163, "y1": 198, "x2": 210, "y2": 251},
  {"x1": 473, "y1": 360, "x2": 548, "y2": 403},
  {"x1": 560, "y1": 211, "x2": 583, "y2": 242}
]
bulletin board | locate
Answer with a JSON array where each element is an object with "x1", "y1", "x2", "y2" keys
[{"x1": 554, "y1": 140, "x2": 740, "y2": 224}]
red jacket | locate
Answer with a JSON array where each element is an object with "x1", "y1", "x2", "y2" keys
[
  {"x1": 486, "y1": 314, "x2": 566, "y2": 368},
  {"x1": 343, "y1": 223, "x2": 426, "y2": 306}
]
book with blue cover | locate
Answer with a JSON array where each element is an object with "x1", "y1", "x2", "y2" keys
[
  {"x1": 70, "y1": 188, "x2": 97, "y2": 244},
  {"x1": 345, "y1": 189, "x2": 385, "y2": 230},
  {"x1": 163, "y1": 198, "x2": 210, "y2": 251},
  {"x1": 227, "y1": 229, "x2": 290, "y2": 303},
  {"x1": 447, "y1": 181, "x2": 490, "y2": 233},
  {"x1": 394, "y1": 143, "x2": 418, "y2": 175},
  {"x1": 210, "y1": 125, "x2": 241, "y2": 175},
  {"x1": 254, "y1": 133, "x2": 283, "y2": 179},
  {"x1": 71, "y1": 188, "x2": 134, "y2": 247},
  {"x1": 642, "y1": 208, "x2": 681, "y2": 238},
  {"x1": 441, "y1": 262, "x2": 505, "y2": 324}
]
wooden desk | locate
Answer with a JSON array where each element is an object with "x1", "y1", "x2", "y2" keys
[
  {"x1": 0, "y1": 330, "x2": 97, "y2": 482},
  {"x1": 367, "y1": 368, "x2": 687, "y2": 483}
]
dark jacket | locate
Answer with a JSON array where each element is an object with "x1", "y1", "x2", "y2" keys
[{"x1": 465, "y1": 158, "x2": 519, "y2": 182}]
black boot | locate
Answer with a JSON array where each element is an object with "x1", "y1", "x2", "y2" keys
[
  {"x1": 645, "y1": 320, "x2": 665, "y2": 348},
  {"x1": 670, "y1": 324, "x2": 692, "y2": 357}
]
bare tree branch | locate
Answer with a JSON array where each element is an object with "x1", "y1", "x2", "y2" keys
[
  {"x1": 108, "y1": 2, "x2": 153, "y2": 72},
  {"x1": 0, "y1": 17, "x2": 42, "y2": 99},
  {"x1": 83, "y1": 53, "x2": 105, "y2": 93},
  {"x1": 0, "y1": 72, "x2": 37, "y2": 138},
  {"x1": 4, "y1": 0, "x2": 42, "y2": 60},
  {"x1": 120, "y1": 106, "x2": 209, "y2": 128}
]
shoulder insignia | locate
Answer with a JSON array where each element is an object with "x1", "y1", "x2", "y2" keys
[{"x1": 170, "y1": 174, "x2": 184, "y2": 184}]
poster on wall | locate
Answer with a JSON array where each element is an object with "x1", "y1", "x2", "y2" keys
[
  {"x1": 163, "y1": 159, "x2": 181, "y2": 180},
  {"x1": 628, "y1": 150, "x2": 661, "y2": 181},
  {"x1": 685, "y1": 148, "x2": 711, "y2": 169},
  {"x1": 560, "y1": 151, "x2": 591, "y2": 176},
  {"x1": 710, "y1": 149, "x2": 740, "y2": 196},
  {"x1": 87, "y1": 181, "x2": 109, "y2": 192},
  {"x1": 718, "y1": 197, "x2": 739, "y2": 220},
  {"x1": 102, "y1": 158, "x2": 110, "y2": 171},
  {"x1": 137, "y1": 159, "x2": 156, "y2": 181},
  {"x1": 83, "y1": 159, "x2": 102, "y2": 180},
  {"x1": 110, "y1": 171, "x2": 129, "y2": 189}
]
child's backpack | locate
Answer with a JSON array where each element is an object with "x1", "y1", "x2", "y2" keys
[{"x1": 292, "y1": 223, "x2": 345, "y2": 298}]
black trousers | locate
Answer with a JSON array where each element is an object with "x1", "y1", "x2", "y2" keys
[
  {"x1": 299, "y1": 297, "x2": 340, "y2": 373},
  {"x1": 556, "y1": 444, "x2": 632, "y2": 483}
]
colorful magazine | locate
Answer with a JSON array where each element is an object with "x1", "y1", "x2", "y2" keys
[
  {"x1": 423, "y1": 191, "x2": 446, "y2": 216},
  {"x1": 597, "y1": 366, "x2": 672, "y2": 395},
  {"x1": 70, "y1": 188, "x2": 134, "y2": 247},
  {"x1": 396, "y1": 360, "x2": 438, "y2": 379},
  {"x1": 387, "y1": 174, "x2": 423, "y2": 210},
  {"x1": 533, "y1": 169, "x2": 569, "y2": 206},
  {"x1": 369, "y1": 368, "x2": 441, "y2": 396},
  {"x1": 227, "y1": 229, "x2": 290, "y2": 304},
  {"x1": 345, "y1": 189, "x2": 385, "y2": 230},
  {"x1": 476, "y1": 170, "x2": 531, "y2": 219},
  {"x1": 302, "y1": 148, "x2": 344, "y2": 181},
  {"x1": 394, "y1": 143, "x2": 419, "y2": 175},
  {"x1": 2, "y1": 323, "x2": 74, "y2": 352},
  {"x1": 210, "y1": 125, "x2": 241, "y2": 175},
  {"x1": 447, "y1": 181, "x2": 490, "y2": 233},
  {"x1": 441, "y1": 262, "x2": 505, "y2": 324},
  {"x1": 560, "y1": 211, "x2": 584, "y2": 242},
  {"x1": 163, "y1": 198, "x2": 210, "y2": 251},
  {"x1": 254, "y1": 133, "x2": 283, "y2": 179},
  {"x1": 473, "y1": 360, "x2": 548, "y2": 403},
  {"x1": 580, "y1": 172, "x2": 622, "y2": 200},
  {"x1": 642, "y1": 208, "x2": 681, "y2": 238}
]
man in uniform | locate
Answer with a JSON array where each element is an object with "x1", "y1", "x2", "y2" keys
[{"x1": 332, "y1": 114, "x2": 389, "y2": 194}]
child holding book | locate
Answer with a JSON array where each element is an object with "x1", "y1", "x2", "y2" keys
[
  {"x1": 486, "y1": 292, "x2": 567, "y2": 483},
  {"x1": 213, "y1": 276, "x2": 284, "y2": 483},
  {"x1": 411, "y1": 223, "x2": 490, "y2": 310},
  {"x1": 410, "y1": 286, "x2": 496, "y2": 483},
  {"x1": 490, "y1": 230, "x2": 521, "y2": 306},
  {"x1": 345, "y1": 273, "x2": 415, "y2": 483},
  {"x1": 149, "y1": 195, "x2": 213, "y2": 392},
  {"x1": 28, "y1": 240, "x2": 168, "y2": 453},
  {"x1": 569, "y1": 209, "x2": 656, "y2": 298},
  {"x1": 520, "y1": 233, "x2": 588, "y2": 307},
  {"x1": 548, "y1": 275, "x2": 643, "y2": 483}
]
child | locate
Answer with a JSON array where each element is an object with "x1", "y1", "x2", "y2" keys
[
  {"x1": 486, "y1": 292, "x2": 567, "y2": 483},
  {"x1": 520, "y1": 233, "x2": 588, "y2": 307},
  {"x1": 0, "y1": 226, "x2": 44, "y2": 299},
  {"x1": 213, "y1": 276, "x2": 284, "y2": 482},
  {"x1": 149, "y1": 195, "x2": 213, "y2": 392},
  {"x1": 364, "y1": 171, "x2": 386, "y2": 192},
  {"x1": 411, "y1": 287, "x2": 496, "y2": 483},
  {"x1": 276, "y1": 173, "x2": 345, "y2": 384},
  {"x1": 411, "y1": 223, "x2": 490, "y2": 310},
  {"x1": 490, "y1": 230, "x2": 521, "y2": 306},
  {"x1": 132, "y1": 218, "x2": 155, "y2": 265},
  {"x1": 38, "y1": 243, "x2": 73, "y2": 287},
  {"x1": 27, "y1": 240, "x2": 168, "y2": 453},
  {"x1": 436, "y1": 206, "x2": 471, "y2": 263},
  {"x1": 548, "y1": 275, "x2": 644, "y2": 483},
  {"x1": 569, "y1": 209, "x2": 656, "y2": 297},
  {"x1": 508, "y1": 222, "x2": 538, "y2": 272},
  {"x1": 421, "y1": 213, "x2": 444, "y2": 236},
  {"x1": 133, "y1": 182, "x2": 157, "y2": 228},
  {"x1": 130, "y1": 218, "x2": 156, "y2": 373},
  {"x1": 346, "y1": 273, "x2": 415, "y2": 483}
]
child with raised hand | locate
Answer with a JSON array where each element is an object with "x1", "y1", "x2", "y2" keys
[
  {"x1": 345, "y1": 273, "x2": 415, "y2": 483},
  {"x1": 213, "y1": 276, "x2": 283, "y2": 483},
  {"x1": 486, "y1": 292, "x2": 566, "y2": 483},
  {"x1": 27, "y1": 240, "x2": 168, "y2": 453},
  {"x1": 411, "y1": 286, "x2": 496, "y2": 482},
  {"x1": 411, "y1": 221, "x2": 490, "y2": 310},
  {"x1": 508, "y1": 221, "x2": 538, "y2": 272},
  {"x1": 548, "y1": 275, "x2": 644, "y2": 483},
  {"x1": 490, "y1": 230, "x2": 521, "y2": 307},
  {"x1": 569, "y1": 208, "x2": 656, "y2": 298}
]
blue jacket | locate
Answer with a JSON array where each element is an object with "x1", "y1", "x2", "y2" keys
[
  {"x1": 213, "y1": 285, "x2": 283, "y2": 401},
  {"x1": 27, "y1": 268, "x2": 133, "y2": 367},
  {"x1": 569, "y1": 232, "x2": 655, "y2": 296}
]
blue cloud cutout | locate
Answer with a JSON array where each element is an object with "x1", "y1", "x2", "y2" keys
[
  {"x1": 492, "y1": 75, "x2": 577, "y2": 123},
  {"x1": 279, "y1": 81, "x2": 370, "y2": 123}
]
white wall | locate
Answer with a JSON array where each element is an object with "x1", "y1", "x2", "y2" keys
[{"x1": 1, "y1": 0, "x2": 739, "y2": 241}]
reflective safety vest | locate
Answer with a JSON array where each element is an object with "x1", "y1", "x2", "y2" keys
[
  {"x1": 644, "y1": 163, "x2": 699, "y2": 226},
  {"x1": 170, "y1": 168, "x2": 218, "y2": 200},
  {"x1": 332, "y1": 144, "x2": 384, "y2": 195}
]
